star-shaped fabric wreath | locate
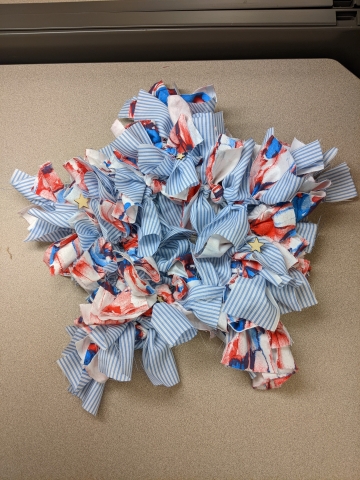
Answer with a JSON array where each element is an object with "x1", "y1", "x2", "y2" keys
[{"x1": 11, "y1": 80, "x2": 357, "y2": 415}]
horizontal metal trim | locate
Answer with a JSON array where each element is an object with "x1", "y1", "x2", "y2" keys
[
  {"x1": 0, "y1": 0, "x2": 334, "y2": 15},
  {"x1": 0, "y1": 9, "x2": 336, "y2": 30},
  {"x1": 1, "y1": 24, "x2": 359, "y2": 78}
]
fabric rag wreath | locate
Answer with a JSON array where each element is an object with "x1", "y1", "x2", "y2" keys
[{"x1": 11, "y1": 80, "x2": 358, "y2": 415}]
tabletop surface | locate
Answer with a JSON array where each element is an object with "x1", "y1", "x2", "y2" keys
[{"x1": 0, "y1": 59, "x2": 359, "y2": 480}]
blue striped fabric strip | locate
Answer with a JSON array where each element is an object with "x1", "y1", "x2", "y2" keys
[
  {"x1": 100, "y1": 127, "x2": 141, "y2": 160},
  {"x1": 190, "y1": 189, "x2": 215, "y2": 233},
  {"x1": 134, "y1": 90, "x2": 173, "y2": 138},
  {"x1": 262, "y1": 127, "x2": 274, "y2": 147},
  {"x1": 195, "y1": 204, "x2": 248, "y2": 257},
  {"x1": 73, "y1": 327, "x2": 89, "y2": 343},
  {"x1": 118, "y1": 96, "x2": 136, "y2": 118},
  {"x1": 138, "y1": 193, "x2": 162, "y2": 257},
  {"x1": 160, "y1": 221, "x2": 195, "y2": 244},
  {"x1": 323, "y1": 147, "x2": 338, "y2": 168},
  {"x1": 188, "y1": 150, "x2": 202, "y2": 167},
  {"x1": 223, "y1": 274, "x2": 279, "y2": 330},
  {"x1": 158, "y1": 274, "x2": 172, "y2": 286},
  {"x1": 65, "y1": 325, "x2": 78, "y2": 337},
  {"x1": 68, "y1": 381, "x2": 87, "y2": 398},
  {"x1": 58, "y1": 325, "x2": 107, "y2": 415},
  {"x1": 78, "y1": 380, "x2": 105, "y2": 416},
  {"x1": 68, "y1": 375, "x2": 90, "y2": 397},
  {"x1": 165, "y1": 156, "x2": 199, "y2": 197},
  {"x1": 25, "y1": 220, "x2": 73, "y2": 242},
  {"x1": 137, "y1": 145, "x2": 174, "y2": 177},
  {"x1": 142, "y1": 327, "x2": 180, "y2": 387},
  {"x1": 192, "y1": 112, "x2": 215, "y2": 144},
  {"x1": 286, "y1": 271, "x2": 304, "y2": 288},
  {"x1": 60, "y1": 341, "x2": 79, "y2": 362},
  {"x1": 289, "y1": 269, "x2": 317, "y2": 309},
  {"x1": 260, "y1": 171, "x2": 303, "y2": 205},
  {"x1": 73, "y1": 214, "x2": 100, "y2": 251},
  {"x1": 61, "y1": 328, "x2": 87, "y2": 357},
  {"x1": 296, "y1": 221, "x2": 318, "y2": 253},
  {"x1": 99, "y1": 142, "x2": 118, "y2": 161},
  {"x1": 151, "y1": 302, "x2": 197, "y2": 347},
  {"x1": 98, "y1": 323, "x2": 135, "y2": 381},
  {"x1": 154, "y1": 238, "x2": 189, "y2": 272},
  {"x1": 27, "y1": 227, "x2": 73, "y2": 243},
  {"x1": 259, "y1": 268, "x2": 291, "y2": 288},
  {"x1": 157, "y1": 193, "x2": 183, "y2": 227},
  {"x1": 127, "y1": 121, "x2": 152, "y2": 144},
  {"x1": 317, "y1": 163, "x2": 358, "y2": 202},
  {"x1": 152, "y1": 156, "x2": 178, "y2": 178},
  {"x1": 188, "y1": 97, "x2": 217, "y2": 114},
  {"x1": 73, "y1": 368, "x2": 93, "y2": 394},
  {"x1": 89, "y1": 324, "x2": 128, "y2": 349},
  {"x1": 223, "y1": 138, "x2": 255, "y2": 202},
  {"x1": 292, "y1": 140, "x2": 324, "y2": 174},
  {"x1": 268, "y1": 282, "x2": 300, "y2": 314},
  {"x1": 93, "y1": 167, "x2": 117, "y2": 202},
  {"x1": 82, "y1": 173, "x2": 99, "y2": 198},
  {"x1": 250, "y1": 241, "x2": 293, "y2": 287},
  {"x1": 90, "y1": 199, "x2": 123, "y2": 244},
  {"x1": 10, "y1": 169, "x2": 55, "y2": 211},
  {"x1": 180, "y1": 285, "x2": 224, "y2": 329},
  {"x1": 27, "y1": 204, "x2": 78, "y2": 228},
  {"x1": 192, "y1": 113, "x2": 216, "y2": 183},
  {"x1": 268, "y1": 269, "x2": 317, "y2": 313},
  {"x1": 251, "y1": 241, "x2": 290, "y2": 280},
  {"x1": 160, "y1": 225, "x2": 195, "y2": 244},
  {"x1": 191, "y1": 254, "x2": 218, "y2": 286},
  {"x1": 214, "y1": 111, "x2": 225, "y2": 135},
  {"x1": 57, "y1": 351, "x2": 84, "y2": 390},
  {"x1": 114, "y1": 167, "x2": 146, "y2": 204},
  {"x1": 191, "y1": 246, "x2": 231, "y2": 286},
  {"x1": 84, "y1": 170, "x2": 116, "y2": 203}
]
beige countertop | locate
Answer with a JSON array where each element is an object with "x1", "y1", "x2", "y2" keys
[{"x1": 0, "y1": 59, "x2": 359, "y2": 480}]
